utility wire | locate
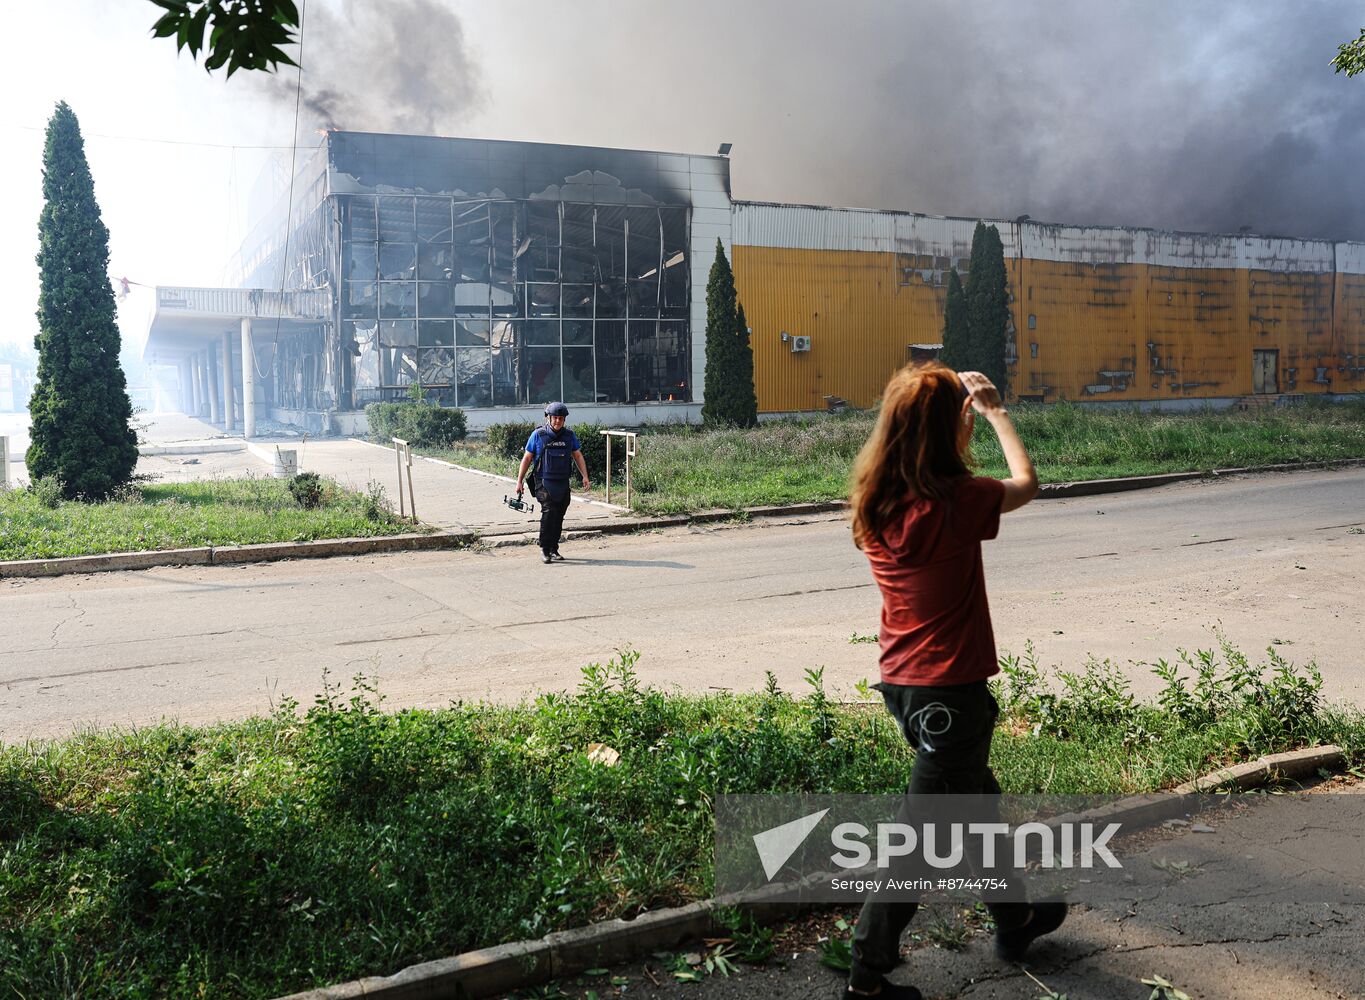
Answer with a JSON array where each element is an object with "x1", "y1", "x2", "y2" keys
[
  {"x1": 4, "y1": 123, "x2": 299, "y2": 150},
  {"x1": 260, "y1": 0, "x2": 309, "y2": 385}
]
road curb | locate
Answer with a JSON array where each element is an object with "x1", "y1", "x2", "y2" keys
[
  {"x1": 272, "y1": 743, "x2": 1345, "y2": 1000},
  {"x1": 0, "y1": 531, "x2": 473, "y2": 579},
  {"x1": 6, "y1": 459, "x2": 1360, "y2": 577}
]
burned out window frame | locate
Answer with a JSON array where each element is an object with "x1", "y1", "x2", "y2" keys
[{"x1": 342, "y1": 192, "x2": 690, "y2": 408}]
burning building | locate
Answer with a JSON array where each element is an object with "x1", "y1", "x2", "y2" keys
[
  {"x1": 145, "y1": 130, "x2": 1365, "y2": 437},
  {"x1": 145, "y1": 131, "x2": 724, "y2": 435}
]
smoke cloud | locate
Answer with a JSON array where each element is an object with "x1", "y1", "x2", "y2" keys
[
  {"x1": 255, "y1": 0, "x2": 483, "y2": 137},
  {"x1": 721, "y1": 0, "x2": 1365, "y2": 241},
  {"x1": 251, "y1": 0, "x2": 1365, "y2": 242}
]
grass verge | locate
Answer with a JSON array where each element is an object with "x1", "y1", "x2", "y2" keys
[
  {"x1": 0, "y1": 476, "x2": 415, "y2": 561},
  {"x1": 2, "y1": 643, "x2": 1360, "y2": 998},
  {"x1": 428, "y1": 398, "x2": 1365, "y2": 514}
]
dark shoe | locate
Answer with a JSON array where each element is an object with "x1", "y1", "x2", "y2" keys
[
  {"x1": 995, "y1": 900, "x2": 1068, "y2": 962},
  {"x1": 843, "y1": 977, "x2": 923, "y2": 1000},
  {"x1": 541, "y1": 551, "x2": 553, "y2": 564},
  {"x1": 550, "y1": 550, "x2": 564, "y2": 561}
]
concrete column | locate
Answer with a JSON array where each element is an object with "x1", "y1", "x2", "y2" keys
[
  {"x1": 207, "y1": 348, "x2": 221, "y2": 424},
  {"x1": 221, "y1": 331, "x2": 235, "y2": 432},
  {"x1": 193, "y1": 354, "x2": 207, "y2": 417},
  {"x1": 241, "y1": 318, "x2": 256, "y2": 440},
  {"x1": 190, "y1": 357, "x2": 202, "y2": 416},
  {"x1": 180, "y1": 360, "x2": 194, "y2": 414}
]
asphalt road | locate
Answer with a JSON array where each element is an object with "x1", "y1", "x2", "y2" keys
[{"x1": 3, "y1": 467, "x2": 1362, "y2": 741}]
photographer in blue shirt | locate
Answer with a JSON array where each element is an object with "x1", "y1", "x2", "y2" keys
[{"x1": 516, "y1": 402, "x2": 590, "y2": 563}]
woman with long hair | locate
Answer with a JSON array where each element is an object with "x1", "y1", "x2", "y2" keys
[{"x1": 843, "y1": 363, "x2": 1065, "y2": 1000}]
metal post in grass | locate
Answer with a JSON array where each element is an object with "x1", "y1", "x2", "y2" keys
[
  {"x1": 599, "y1": 429, "x2": 638, "y2": 507},
  {"x1": 0, "y1": 436, "x2": 8, "y2": 487},
  {"x1": 392, "y1": 437, "x2": 417, "y2": 523}
]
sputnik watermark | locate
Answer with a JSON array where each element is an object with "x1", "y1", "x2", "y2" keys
[
  {"x1": 750, "y1": 810, "x2": 1120, "y2": 884},
  {"x1": 828, "y1": 820, "x2": 1122, "y2": 871},
  {"x1": 716, "y1": 793, "x2": 1365, "y2": 906}
]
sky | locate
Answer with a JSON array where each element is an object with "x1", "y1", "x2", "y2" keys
[{"x1": 3, "y1": 0, "x2": 1364, "y2": 355}]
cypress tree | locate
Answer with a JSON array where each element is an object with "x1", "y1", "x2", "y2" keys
[
  {"x1": 27, "y1": 102, "x2": 138, "y2": 500},
  {"x1": 733, "y1": 301, "x2": 758, "y2": 428},
  {"x1": 965, "y1": 221, "x2": 1009, "y2": 394},
  {"x1": 938, "y1": 268, "x2": 970, "y2": 371},
  {"x1": 701, "y1": 238, "x2": 746, "y2": 427}
]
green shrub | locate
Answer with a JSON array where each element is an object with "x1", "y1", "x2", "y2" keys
[
  {"x1": 571, "y1": 423, "x2": 627, "y2": 484},
  {"x1": 484, "y1": 421, "x2": 538, "y2": 459},
  {"x1": 365, "y1": 402, "x2": 467, "y2": 448},
  {"x1": 27, "y1": 476, "x2": 64, "y2": 510},
  {"x1": 483, "y1": 421, "x2": 626, "y2": 484},
  {"x1": 287, "y1": 472, "x2": 324, "y2": 509}
]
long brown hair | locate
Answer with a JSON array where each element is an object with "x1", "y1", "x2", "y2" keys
[{"x1": 850, "y1": 361, "x2": 971, "y2": 549}]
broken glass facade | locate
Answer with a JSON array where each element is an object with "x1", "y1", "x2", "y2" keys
[
  {"x1": 226, "y1": 133, "x2": 726, "y2": 414},
  {"x1": 345, "y1": 196, "x2": 691, "y2": 407}
]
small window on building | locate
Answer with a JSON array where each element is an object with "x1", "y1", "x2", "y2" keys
[
  {"x1": 1027, "y1": 314, "x2": 1036, "y2": 330},
  {"x1": 1030, "y1": 342, "x2": 1039, "y2": 359}
]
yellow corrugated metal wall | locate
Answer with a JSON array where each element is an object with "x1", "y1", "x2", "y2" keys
[
  {"x1": 736, "y1": 245, "x2": 1365, "y2": 408},
  {"x1": 1334, "y1": 274, "x2": 1365, "y2": 390},
  {"x1": 731, "y1": 246, "x2": 947, "y2": 411}
]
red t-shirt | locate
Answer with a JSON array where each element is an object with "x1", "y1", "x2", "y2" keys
[{"x1": 863, "y1": 476, "x2": 1006, "y2": 686}]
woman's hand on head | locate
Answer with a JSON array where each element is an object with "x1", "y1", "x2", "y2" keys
[{"x1": 959, "y1": 371, "x2": 1004, "y2": 416}]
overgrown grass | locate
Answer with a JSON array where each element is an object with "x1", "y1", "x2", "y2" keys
[
  {"x1": 0, "y1": 476, "x2": 413, "y2": 561},
  {"x1": 422, "y1": 399, "x2": 1365, "y2": 514},
  {"x1": 2, "y1": 644, "x2": 1360, "y2": 999}
]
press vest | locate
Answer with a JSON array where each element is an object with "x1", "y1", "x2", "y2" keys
[{"x1": 532, "y1": 426, "x2": 575, "y2": 482}]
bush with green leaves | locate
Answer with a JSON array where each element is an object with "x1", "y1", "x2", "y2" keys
[
  {"x1": 364, "y1": 401, "x2": 467, "y2": 448},
  {"x1": 483, "y1": 420, "x2": 625, "y2": 484},
  {"x1": 484, "y1": 421, "x2": 538, "y2": 459},
  {"x1": 27, "y1": 476, "x2": 65, "y2": 510},
  {"x1": 287, "y1": 471, "x2": 325, "y2": 509}
]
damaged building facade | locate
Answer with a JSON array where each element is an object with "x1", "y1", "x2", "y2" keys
[
  {"x1": 733, "y1": 204, "x2": 1365, "y2": 410},
  {"x1": 146, "y1": 131, "x2": 1365, "y2": 435},
  {"x1": 146, "y1": 131, "x2": 728, "y2": 434}
]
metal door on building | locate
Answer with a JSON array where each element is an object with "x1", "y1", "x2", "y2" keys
[{"x1": 1252, "y1": 349, "x2": 1279, "y2": 394}]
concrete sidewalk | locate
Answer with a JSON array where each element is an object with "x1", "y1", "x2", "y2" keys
[
  {"x1": 294, "y1": 438, "x2": 626, "y2": 534},
  {"x1": 129, "y1": 414, "x2": 631, "y2": 535},
  {"x1": 510, "y1": 784, "x2": 1363, "y2": 1000}
]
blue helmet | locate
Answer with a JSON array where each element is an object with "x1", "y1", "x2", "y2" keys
[{"x1": 544, "y1": 401, "x2": 569, "y2": 417}]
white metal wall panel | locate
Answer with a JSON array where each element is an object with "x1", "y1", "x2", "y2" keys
[
  {"x1": 1013, "y1": 225, "x2": 1335, "y2": 273},
  {"x1": 735, "y1": 201, "x2": 1359, "y2": 277},
  {"x1": 734, "y1": 201, "x2": 1016, "y2": 257},
  {"x1": 1336, "y1": 243, "x2": 1365, "y2": 275},
  {"x1": 155, "y1": 286, "x2": 330, "y2": 320},
  {"x1": 686, "y1": 155, "x2": 732, "y2": 407}
]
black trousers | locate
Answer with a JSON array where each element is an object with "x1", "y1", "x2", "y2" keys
[
  {"x1": 849, "y1": 679, "x2": 1030, "y2": 990},
  {"x1": 537, "y1": 480, "x2": 571, "y2": 553}
]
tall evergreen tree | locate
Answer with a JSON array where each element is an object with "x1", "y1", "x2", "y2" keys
[
  {"x1": 733, "y1": 301, "x2": 758, "y2": 428},
  {"x1": 27, "y1": 102, "x2": 139, "y2": 500},
  {"x1": 965, "y1": 221, "x2": 1009, "y2": 394},
  {"x1": 938, "y1": 268, "x2": 970, "y2": 371},
  {"x1": 701, "y1": 239, "x2": 756, "y2": 427}
]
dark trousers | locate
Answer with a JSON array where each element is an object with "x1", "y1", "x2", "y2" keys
[
  {"x1": 537, "y1": 480, "x2": 570, "y2": 553},
  {"x1": 849, "y1": 680, "x2": 1030, "y2": 990}
]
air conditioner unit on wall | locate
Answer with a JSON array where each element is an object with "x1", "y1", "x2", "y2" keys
[{"x1": 791, "y1": 335, "x2": 811, "y2": 353}]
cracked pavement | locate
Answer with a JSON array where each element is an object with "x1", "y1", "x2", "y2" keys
[{"x1": 552, "y1": 787, "x2": 1364, "y2": 1000}]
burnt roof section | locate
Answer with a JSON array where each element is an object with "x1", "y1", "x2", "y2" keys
[{"x1": 325, "y1": 131, "x2": 728, "y2": 205}]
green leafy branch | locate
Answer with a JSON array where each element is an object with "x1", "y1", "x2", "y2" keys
[{"x1": 148, "y1": 0, "x2": 300, "y2": 77}]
